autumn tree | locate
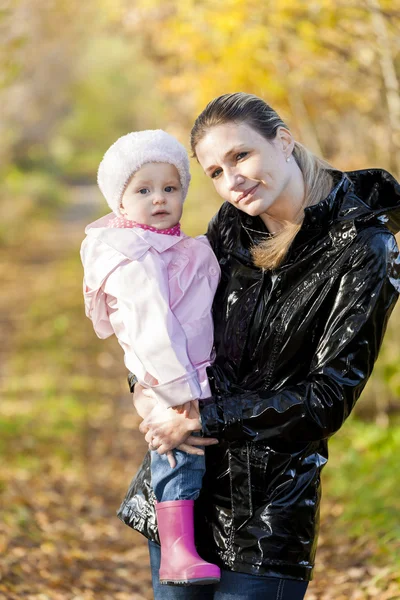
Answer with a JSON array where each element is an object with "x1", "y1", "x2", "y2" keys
[{"x1": 118, "y1": 0, "x2": 400, "y2": 172}]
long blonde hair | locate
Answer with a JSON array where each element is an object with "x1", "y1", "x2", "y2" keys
[{"x1": 190, "y1": 93, "x2": 333, "y2": 271}]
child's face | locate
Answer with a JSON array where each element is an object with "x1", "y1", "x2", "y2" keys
[{"x1": 120, "y1": 162, "x2": 184, "y2": 229}]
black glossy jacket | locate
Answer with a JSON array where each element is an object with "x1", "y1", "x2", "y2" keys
[{"x1": 117, "y1": 169, "x2": 400, "y2": 581}]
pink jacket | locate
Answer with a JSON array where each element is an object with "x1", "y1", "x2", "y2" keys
[{"x1": 80, "y1": 213, "x2": 220, "y2": 407}]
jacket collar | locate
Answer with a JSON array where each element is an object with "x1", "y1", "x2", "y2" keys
[
  {"x1": 132, "y1": 226, "x2": 187, "y2": 252},
  {"x1": 301, "y1": 170, "x2": 348, "y2": 230},
  {"x1": 338, "y1": 169, "x2": 400, "y2": 234},
  {"x1": 303, "y1": 168, "x2": 400, "y2": 234}
]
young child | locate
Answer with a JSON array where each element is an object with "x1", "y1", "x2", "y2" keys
[{"x1": 80, "y1": 130, "x2": 221, "y2": 586}]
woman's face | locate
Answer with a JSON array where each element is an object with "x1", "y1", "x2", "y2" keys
[{"x1": 195, "y1": 121, "x2": 295, "y2": 219}]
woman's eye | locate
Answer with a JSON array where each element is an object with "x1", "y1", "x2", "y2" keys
[
  {"x1": 138, "y1": 188, "x2": 149, "y2": 195},
  {"x1": 236, "y1": 152, "x2": 248, "y2": 160},
  {"x1": 211, "y1": 168, "x2": 222, "y2": 179}
]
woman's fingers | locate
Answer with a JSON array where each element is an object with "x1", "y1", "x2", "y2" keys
[
  {"x1": 176, "y1": 443, "x2": 204, "y2": 455},
  {"x1": 156, "y1": 443, "x2": 173, "y2": 455},
  {"x1": 157, "y1": 438, "x2": 219, "y2": 455},
  {"x1": 185, "y1": 435, "x2": 219, "y2": 446}
]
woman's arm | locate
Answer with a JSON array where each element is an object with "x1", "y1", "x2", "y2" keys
[{"x1": 199, "y1": 231, "x2": 400, "y2": 443}]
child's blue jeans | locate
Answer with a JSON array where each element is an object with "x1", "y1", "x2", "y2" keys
[{"x1": 150, "y1": 442, "x2": 205, "y2": 501}]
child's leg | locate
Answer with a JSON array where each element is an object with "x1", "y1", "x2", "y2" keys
[
  {"x1": 150, "y1": 444, "x2": 205, "y2": 502},
  {"x1": 150, "y1": 445, "x2": 220, "y2": 586}
]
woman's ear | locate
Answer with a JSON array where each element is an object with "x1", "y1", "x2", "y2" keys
[{"x1": 276, "y1": 126, "x2": 295, "y2": 158}]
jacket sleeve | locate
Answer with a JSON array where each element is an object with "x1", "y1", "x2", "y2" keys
[
  {"x1": 104, "y1": 250, "x2": 201, "y2": 408},
  {"x1": 81, "y1": 236, "x2": 129, "y2": 339},
  {"x1": 200, "y1": 232, "x2": 400, "y2": 442}
]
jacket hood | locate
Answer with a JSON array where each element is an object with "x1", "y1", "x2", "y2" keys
[
  {"x1": 340, "y1": 169, "x2": 400, "y2": 234},
  {"x1": 303, "y1": 169, "x2": 400, "y2": 234}
]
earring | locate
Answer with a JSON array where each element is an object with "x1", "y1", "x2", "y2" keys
[{"x1": 286, "y1": 157, "x2": 291, "y2": 163}]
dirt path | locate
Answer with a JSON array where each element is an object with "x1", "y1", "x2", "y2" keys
[
  {"x1": 0, "y1": 188, "x2": 153, "y2": 600},
  {"x1": 0, "y1": 189, "x2": 398, "y2": 600}
]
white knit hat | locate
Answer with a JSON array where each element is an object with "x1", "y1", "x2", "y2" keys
[{"x1": 97, "y1": 130, "x2": 191, "y2": 216}]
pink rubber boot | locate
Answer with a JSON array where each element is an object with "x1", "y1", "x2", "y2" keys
[{"x1": 156, "y1": 499, "x2": 221, "y2": 586}]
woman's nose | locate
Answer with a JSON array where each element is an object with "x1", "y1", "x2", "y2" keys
[{"x1": 225, "y1": 171, "x2": 245, "y2": 191}]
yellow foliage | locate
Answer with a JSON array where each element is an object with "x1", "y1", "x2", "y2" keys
[{"x1": 116, "y1": 0, "x2": 400, "y2": 172}]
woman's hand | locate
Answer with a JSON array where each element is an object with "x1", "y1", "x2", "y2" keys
[
  {"x1": 164, "y1": 436, "x2": 215, "y2": 469},
  {"x1": 133, "y1": 388, "x2": 218, "y2": 466},
  {"x1": 139, "y1": 400, "x2": 218, "y2": 455}
]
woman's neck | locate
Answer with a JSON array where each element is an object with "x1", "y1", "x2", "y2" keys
[{"x1": 259, "y1": 162, "x2": 306, "y2": 234}]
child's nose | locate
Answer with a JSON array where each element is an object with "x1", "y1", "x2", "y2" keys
[{"x1": 153, "y1": 194, "x2": 166, "y2": 204}]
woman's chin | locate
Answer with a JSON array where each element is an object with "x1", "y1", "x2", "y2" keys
[{"x1": 239, "y1": 199, "x2": 267, "y2": 217}]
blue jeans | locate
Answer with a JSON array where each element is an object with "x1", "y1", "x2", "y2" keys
[
  {"x1": 150, "y1": 444, "x2": 205, "y2": 502},
  {"x1": 149, "y1": 541, "x2": 309, "y2": 599}
]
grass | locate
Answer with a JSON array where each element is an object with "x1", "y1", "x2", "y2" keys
[{"x1": 323, "y1": 416, "x2": 400, "y2": 572}]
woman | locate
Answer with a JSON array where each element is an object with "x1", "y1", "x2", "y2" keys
[{"x1": 117, "y1": 93, "x2": 400, "y2": 599}]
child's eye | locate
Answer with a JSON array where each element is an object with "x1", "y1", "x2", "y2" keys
[
  {"x1": 138, "y1": 188, "x2": 149, "y2": 195},
  {"x1": 236, "y1": 152, "x2": 248, "y2": 160},
  {"x1": 165, "y1": 186, "x2": 175, "y2": 192},
  {"x1": 211, "y1": 168, "x2": 222, "y2": 179}
]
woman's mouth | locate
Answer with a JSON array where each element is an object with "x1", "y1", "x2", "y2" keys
[{"x1": 237, "y1": 183, "x2": 260, "y2": 203}]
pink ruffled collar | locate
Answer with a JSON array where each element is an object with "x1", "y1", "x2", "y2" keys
[{"x1": 107, "y1": 217, "x2": 181, "y2": 237}]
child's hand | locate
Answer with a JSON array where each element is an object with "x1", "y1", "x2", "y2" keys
[
  {"x1": 166, "y1": 451, "x2": 176, "y2": 468},
  {"x1": 132, "y1": 383, "x2": 157, "y2": 419}
]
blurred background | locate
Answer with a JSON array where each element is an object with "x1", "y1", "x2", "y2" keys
[{"x1": 0, "y1": 1, "x2": 399, "y2": 598}]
